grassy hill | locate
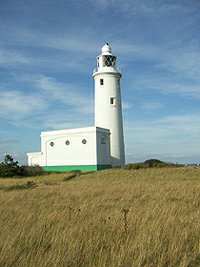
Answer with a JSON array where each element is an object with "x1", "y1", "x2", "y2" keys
[{"x1": 0, "y1": 167, "x2": 200, "y2": 267}]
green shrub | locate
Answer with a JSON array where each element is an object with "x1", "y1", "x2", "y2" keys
[
  {"x1": 0, "y1": 155, "x2": 21, "y2": 177},
  {"x1": 123, "y1": 159, "x2": 183, "y2": 170},
  {"x1": 0, "y1": 155, "x2": 46, "y2": 178},
  {"x1": 124, "y1": 163, "x2": 148, "y2": 170},
  {"x1": 20, "y1": 165, "x2": 45, "y2": 177}
]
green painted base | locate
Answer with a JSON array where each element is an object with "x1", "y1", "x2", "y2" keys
[{"x1": 42, "y1": 164, "x2": 111, "y2": 172}]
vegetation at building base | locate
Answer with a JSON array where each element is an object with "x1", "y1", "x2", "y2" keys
[
  {"x1": 0, "y1": 155, "x2": 45, "y2": 177},
  {"x1": 20, "y1": 165, "x2": 45, "y2": 177},
  {"x1": 0, "y1": 154, "x2": 21, "y2": 177},
  {"x1": 0, "y1": 154, "x2": 184, "y2": 178},
  {"x1": 123, "y1": 158, "x2": 183, "y2": 170},
  {"x1": 0, "y1": 167, "x2": 200, "y2": 266}
]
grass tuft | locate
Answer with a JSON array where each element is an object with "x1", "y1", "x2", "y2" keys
[{"x1": 1, "y1": 181, "x2": 37, "y2": 191}]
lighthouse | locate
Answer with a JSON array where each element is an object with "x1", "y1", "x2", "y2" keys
[
  {"x1": 27, "y1": 43, "x2": 125, "y2": 171},
  {"x1": 93, "y1": 43, "x2": 125, "y2": 167}
]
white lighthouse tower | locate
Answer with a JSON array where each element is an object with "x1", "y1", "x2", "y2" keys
[
  {"x1": 27, "y1": 43, "x2": 125, "y2": 171},
  {"x1": 93, "y1": 43, "x2": 125, "y2": 167}
]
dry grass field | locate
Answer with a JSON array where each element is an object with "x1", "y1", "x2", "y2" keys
[{"x1": 0, "y1": 167, "x2": 200, "y2": 267}]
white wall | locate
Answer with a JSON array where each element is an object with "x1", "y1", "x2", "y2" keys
[
  {"x1": 27, "y1": 152, "x2": 45, "y2": 166},
  {"x1": 93, "y1": 72, "x2": 125, "y2": 166},
  {"x1": 27, "y1": 127, "x2": 111, "y2": 168},
  {"x1": 41, "y1": 127, "x2": 97, "y2": 166},
  {"x1": 96, "y1": 128, "x2": 111, "y2": 165}
]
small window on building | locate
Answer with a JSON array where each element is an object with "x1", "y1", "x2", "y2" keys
[
  {"x1": 82, "y1": 139, "x2": 87, "y2": 144},
  {"x1": 110, "y1": 97, "x2": 116, "y2": 106},
  {"x1": 101, "y1": 137, "x2": 106, "y2": 144},
  {"x1": 100, "y1": 79, "x2": 104, "y2": 86},
  {"x1": 50, "y1": 142, "x2": 54, "y2": 147},
  {"x1": 65, "y1": 140, "x2": 70, "y2": 145}
]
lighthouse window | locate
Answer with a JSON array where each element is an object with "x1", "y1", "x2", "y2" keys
[
  {"x1": 110, "y1": 97, "x2": 116, "y2": 106},
  {"x1": 100, "y1": 79, "x2": 104, "y2": 86},
  {"x1": 50, "y1": 142, "x2": 54, "y2": 147},
  {"x1": 97, "y1": 56, "x2": 100, "y2": 67},
  {"x1": 101, "y1": 137, "x2": 106, "y2": 144}
]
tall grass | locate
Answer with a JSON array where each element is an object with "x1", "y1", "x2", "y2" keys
[{"x1": 0, "y1": 168, "x2": 200, "y2": 266}]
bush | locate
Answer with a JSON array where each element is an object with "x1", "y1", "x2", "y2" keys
[
  {"x1": 123, "y1": 163, "x2": 147, "y2": 170},
  {"x1": 0, "y1": 155, "x2": 21, "y2": 177},
  {"x1": 20, "y1": 165, "x2": 45, "y2": 177},
  {"x1": 144, "y1": 159, "x2": 163, "y2": 167},
  {"x1": 0, "y1": 155, "x2": 46, "y2": 178},
  {"x1": 123, "y1": 159, "x2": 183, "y2": 170}
]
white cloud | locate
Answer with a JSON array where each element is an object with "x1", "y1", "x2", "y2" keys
[
  {"x1": 126, "y1": 114, "x2": 200, "y2": 138},
  {"x1": 0, "y1": 74, "x2": 93, "y2": 129},
  {"x1": 40, "y1": 112, "x2": 92, "y2": 130},
  {"x1": 124, "y1": 114, "x2": 200, "y2": 161},
  {"x1": 89, "y1": 0, "x2": 198, "y2": 17},
  {"x1": 33, "y1": 75, "x2": 93, "y2": 115},
  {"x1": 122, "y1": 101, "x2": 131, "y2": 110},
  {"x1": 133, "y1": 76, "x2": 200, "y2": 99},
  {"x1": 0, "y1": 49, "x2": 30, "y2": 65},
  {"x1": 141, "y1": 101, "x2": 164, "y2": 111},
  {"x1": 125, "y1": 151, "x2": 200, "y2": 164},
  {"x1": 0, "y1": 24, "x2": 101, "y2": 73},
  {"x1": 0, "y1": 88, "x2": 48, "y2": 120},
  {"x1": 0, "y1": 46, "x2": 93, "y2": 73},
  {"x1": 154, "y1": 48, "x2": 200, "y2": 83},
  {"x1": 115, "y1": 39, "x2": 200, "y2": 101},
  {"x1": 0, "y1": 139, "x2": 19, "y2": 144},
  {"x1": 0, "y1": 24, "x2": 99, "y2": 55}
]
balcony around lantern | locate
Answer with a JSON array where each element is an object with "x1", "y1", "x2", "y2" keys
[{"x1": 93, "y1": 66, "x2": 122, "y2": 75}]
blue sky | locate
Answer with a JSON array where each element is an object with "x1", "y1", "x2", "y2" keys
[{"x1": 0, "y1": 0, "x2": 200, "y2": 164}]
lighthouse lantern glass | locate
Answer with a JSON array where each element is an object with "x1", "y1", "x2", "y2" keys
[{"x1": 103, "y1": 55, "x2": 116, "y2": 67}]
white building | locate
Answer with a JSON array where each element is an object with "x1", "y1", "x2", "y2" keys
[{"x1": 27, "y1": 43, "x2": 125, "y2": 171}]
